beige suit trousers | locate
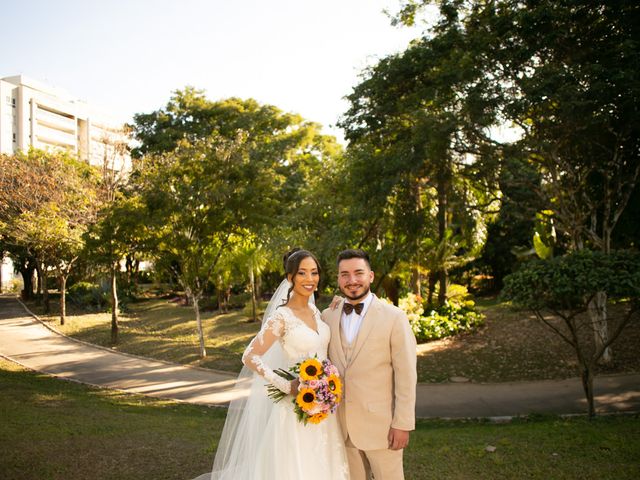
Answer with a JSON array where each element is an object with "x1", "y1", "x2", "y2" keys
[{"x1": 345, "y1": 436, "x2": 404, "y2": 480}]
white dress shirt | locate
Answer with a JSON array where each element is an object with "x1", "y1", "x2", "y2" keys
[{"x1": 341, "y1": 292, "x2": 373, "y2": 344}]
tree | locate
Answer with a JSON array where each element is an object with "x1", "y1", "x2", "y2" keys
[
  {"x1": 339, "y1": 23, "x2": 500, "y2": 303},
  {"x1": 132, "y1": 90, "x2": 340, "y2": 355},
  {"x1": 83, "y1": 127, "x2": 136, "y2": 342},
  {"x1": 137, "y1": 134, "x2": 279, "y2": 357},
  {"x1": 396, "y1": 0, "x2": 640, "y2": 362},
  {"x1": 232, "y1": 239, "x2": 271, "y2": 322},
  {"x1": 11, "y1": 203, "x2": 86, "y2": 324},
  {"x1": 85, "y1": 196, "x2": 148, "y2": 343},
  {"x1": 469, "y1": 0, "x2": 640, "y2": 363},
  {"x1": 502, "y1": 250, "x2": 640, "y2": 417},
  {"x1": 0, "y1": 149, "x2": 98, "y2": 319}
]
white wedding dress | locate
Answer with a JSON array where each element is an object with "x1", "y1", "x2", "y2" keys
[{"x1": 198, "y1": 294, "x2": 350, "y2": 480}]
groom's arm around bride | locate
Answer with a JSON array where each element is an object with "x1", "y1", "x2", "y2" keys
[{"x1": 322, "y1": 249, "x2": 417, "y2": 480}]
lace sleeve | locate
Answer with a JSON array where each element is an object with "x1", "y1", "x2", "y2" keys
[{"x1": 241, "y1": 311, "x2": 291, "y2": 394}]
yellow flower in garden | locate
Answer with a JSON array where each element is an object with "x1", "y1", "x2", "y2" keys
[
  {"x1": 296, "y1": 388, "x2": 317, "y2": 411},
  {"x1": 308, "y1": 411, "x2": 328, "y2": 424},
  {"x1": 327, "y1": 374, "x2": 342, "y2": 396},
  {"x1": 299, "y1": 358, "x2": 323, "y2": 381}
]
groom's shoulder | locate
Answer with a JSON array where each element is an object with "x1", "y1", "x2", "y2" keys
[
  {"x1": 320, "y1": 305, "x2": 334, "y2": 319},
  {"x1": 373, "y1": 297, "x2": 407, "y2": 318}
]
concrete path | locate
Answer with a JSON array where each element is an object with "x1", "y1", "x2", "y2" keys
[{"x1": 1, "y1": 295, "x2": 638, "y2": 418}]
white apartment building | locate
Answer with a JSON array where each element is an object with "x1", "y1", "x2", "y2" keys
[
  {"x1": 0, "y1": 75, "x2": 133, "y2": 291},
  {"x1": 0, "y1": 74, "x2": 131, "y2": 171}
]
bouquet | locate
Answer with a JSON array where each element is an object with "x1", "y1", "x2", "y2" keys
[{"x1": 267, "y1": 357, "x2": 342, "y2": 425}]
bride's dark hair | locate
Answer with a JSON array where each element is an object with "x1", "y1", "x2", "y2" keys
[{"x1": 280, "y1": 248, "x2": 321, "y2": 307}]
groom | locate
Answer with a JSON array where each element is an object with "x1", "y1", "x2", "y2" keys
[{"x1": 322, "y1": 249, "x2": 417, "y2": 480}]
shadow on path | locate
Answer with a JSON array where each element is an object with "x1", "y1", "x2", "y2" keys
[{"x1": 1, "y1": 295, "x2": 638, "y2": 418}]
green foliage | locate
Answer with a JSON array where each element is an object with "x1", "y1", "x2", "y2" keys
[
  {"x1": 501, "y1": 250, "x2": 640, "y2": 311},
  {"x1": 532, "y1": 211, "x2": 556, "y2": 260},
  {"x1": 132, "y1": 91, "x2": 340, "y2": 293},
  {"x1": 338, "y1": 9, "x2": 502, "y2": 301},
  {"x1": 400, "y1": 288, "x2": 484, "y2": 343},
  {"x1": 414, "y1": 301, "x2": 484, "y2": 343},
  {"x1": 67, "y1": 282, "x2": 108, "y2": 311},
  {"x1": 5, "y1": 359, "x2": 640, "y2": 480},
  {"x1": 0, "y1": 149, "x2": 99, "y2": 265}
]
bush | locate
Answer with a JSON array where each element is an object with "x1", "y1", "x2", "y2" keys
[
  {"x1": 501, "y1": 249, "x2": 640, "y2": 310},
  {"x1": 7, "y1": 278, "x2": 23, "y2": 293},
  {"x1": 67, "y1": 282, "x2": 108, "y2": 311},
  {"x1": 400, "y1": 289, "x2": 485, "y2": 343}
]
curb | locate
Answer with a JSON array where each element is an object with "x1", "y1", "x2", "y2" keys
[
  {"x1": 13, "y1": 296, "x2": 236, "y2": 378},
  {"x1": 0, "y1": 351, "x2": 227, "y2": 410},
  {"x1": 9, "y1": 296, "x2": 640, "y2": 387}
]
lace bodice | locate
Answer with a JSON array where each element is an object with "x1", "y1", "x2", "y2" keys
[
  {"x1": 277, "y1": 306, "x2": 330, "y2": 363},
  {"x1": 241, "y1": 305, "x2": 330, "y2": 393}
]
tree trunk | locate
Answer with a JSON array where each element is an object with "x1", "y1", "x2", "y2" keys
[
  {"x1": 132, "y1": 258, "x2": 140, "y2": 294},
  {"x1": 255, "y1": 275, "x2": 262, "y2": 300},
  {"x1": 43, "y1": 274, "x2": 50, "y2": 313},
  {"x1": 0, "y1": 254, "x2": 3, "y2": 294},
  {"x1": 437, "y1": 269, "x2": 448, "y2": 306},
  {"x1": 249, "y1": 266, "x2": 257, "y2": 322},
  {"x1": 426, "y1": 272, "x2": 437, "y2": 308},
  {"x1": 589, "y1": 291, "x2": 612, "y2": 365},
  {"x1": 192, "y1": 294, "x2": 206, "y2": 358},
  {"x1": 59, "y1": 274, "x2": 67, "y2": 325},
  {"x1": 19, "y1": 262, "x2": 35, "y2": 300},
  {"x1": 411, "y1": 179, "x2": 423, "y2": 297},
  {"x1": 38, "y1": 262, "x2": 50, "y2": 314},
  {"x1": 436, "y1": 172, "x2": 449, "y2": 306},
  {"x1": 580, "y1": 364, "x2": 596, "y2": 418},
  {"x1": 110, "y1": 261, "x2": 119, "y2": 345},
  {"x1": 410, "y1": 266, "x2": 421, "y2": 296},
  {"x1": 35, "y1": 262, "x2": 43, "y2": 306},
  {"x1": 381, "y1": 276, "x2": 400, "y2": 306}
]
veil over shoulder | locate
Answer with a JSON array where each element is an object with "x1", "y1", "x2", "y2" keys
[{"x1": 206, "y1": 278, "x2": 310, "y2": 480}]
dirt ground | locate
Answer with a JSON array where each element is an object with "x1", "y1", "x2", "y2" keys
[{"x1": 416, "y1": 300, "x2": 640, "y2": 383}]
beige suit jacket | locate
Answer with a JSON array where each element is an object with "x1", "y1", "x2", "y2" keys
[{"x1": 322, "y1": 296, "x2": 417, "y2": 451}]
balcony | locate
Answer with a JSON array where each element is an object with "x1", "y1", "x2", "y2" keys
[{"x1": 35, "y1": 106, "x2": 76, "y2": 134}]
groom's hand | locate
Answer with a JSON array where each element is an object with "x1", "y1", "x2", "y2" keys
[
  {"x1": 388, "y1": 428, "x2": 410, "y2": 450},
  {"x1": 329, "y1": 295, "x2": 342, "y2": 310}
]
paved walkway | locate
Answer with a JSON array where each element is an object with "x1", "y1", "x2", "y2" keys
[{"x1": 1, "y1": 295, "x2": 638, "y2": 418}]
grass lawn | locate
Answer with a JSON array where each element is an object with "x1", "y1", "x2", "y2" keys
[
  {"x1": 2, "y1": 358, "x2": 639, "y2": 480},
  {"x1": 0, "y1": 358, "x2": 224, "y2": 480},
  {"x1": 27, "y1": 294, "x2": 640, "y2": 383}
]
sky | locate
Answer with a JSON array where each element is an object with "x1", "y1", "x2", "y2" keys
[{"x1": 1, "y1": 0, "x2": 428, "y2": 143}]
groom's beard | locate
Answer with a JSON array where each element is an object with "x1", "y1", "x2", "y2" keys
[{"x1": 341, "y1": 286, "x2": 370, "y2": 302}]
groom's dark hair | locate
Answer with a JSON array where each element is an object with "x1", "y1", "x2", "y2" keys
[{"x1": 337, "y1": 249, "x2": 371, "y2": 269}]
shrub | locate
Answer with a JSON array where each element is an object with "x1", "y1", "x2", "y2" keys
[
  {"x1": 500, "y1": 249, "x2": 640, "y2": 417},
  {"x1": 8, "y1": 278, "x2": 23, "y2": 293},
  {"x1": 400, "y1": 289, "x2": 484, "y2": 343},
  {"x1": 67, "y1": 282, "x2": 108, "y2": 311}
]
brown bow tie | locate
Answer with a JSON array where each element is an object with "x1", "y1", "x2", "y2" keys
[{"x1": 343, "y1": 302, "x2": 364, "y2": 315}]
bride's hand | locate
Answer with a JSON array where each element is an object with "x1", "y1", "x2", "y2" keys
[
  {"x1": 290, "y1": 379, "x2": 300, "y2": 395},
  {"x1": 329, "y1": 295, "x2": 342, "y2": 310}
]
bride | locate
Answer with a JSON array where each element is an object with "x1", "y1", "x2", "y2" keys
[{"x1": 199, "y1": 248, "x2": 349, "y2": 479}]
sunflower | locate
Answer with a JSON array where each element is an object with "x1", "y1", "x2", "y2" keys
[
  {"x1": 299, "y1": 358, "x2": 323, "y2": 381},
  {"x1": 308, "y1": 411, "x2": 328, "y2": 424},
  {"x1": 327, "y1": 374, "x2": 342, "y2": 396},
  {"x1": 296, "y1": 388, "x2": 317, "y2": 411}
]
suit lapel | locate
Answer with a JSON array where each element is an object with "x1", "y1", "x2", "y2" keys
[
  {"x1": 328, "y1": 300, "x2": 347, "y2": 371},
  {"x1": 349, "y1": 296, "x2": 380, "y2": 366}
]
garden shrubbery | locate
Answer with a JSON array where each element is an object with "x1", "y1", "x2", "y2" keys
[
  {"x1": 399, "y1": 286, "x2": 484, "y2": 343},
  {"x1": 67, "y1": 282, "x2": 110, "y2": 311}
]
